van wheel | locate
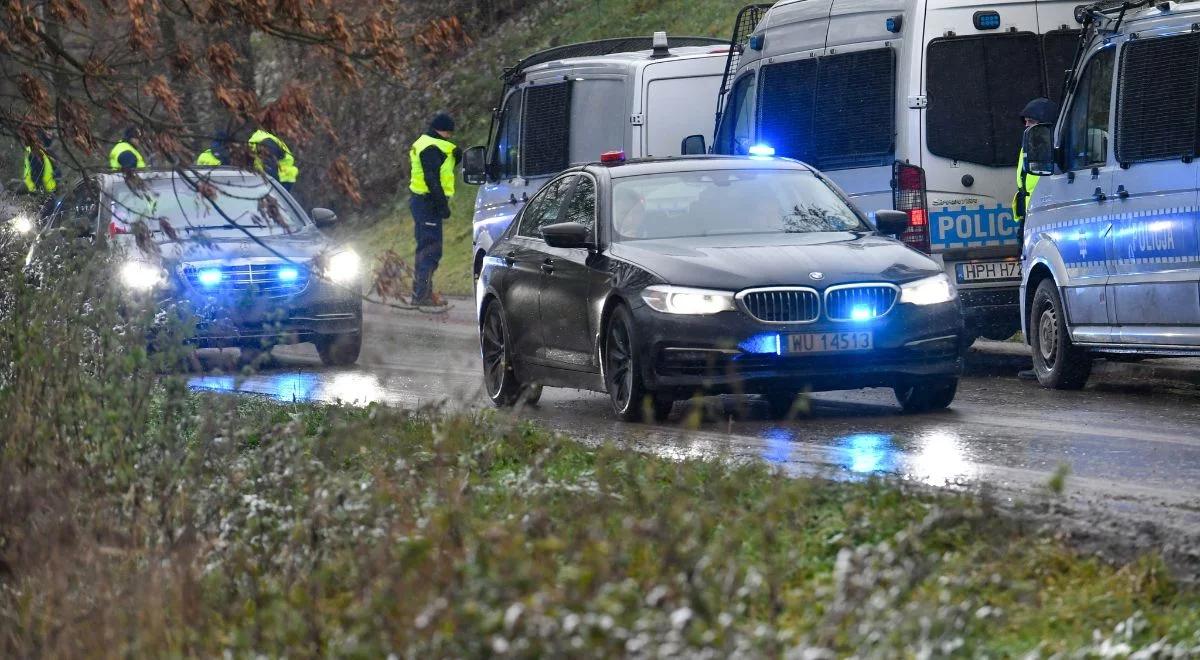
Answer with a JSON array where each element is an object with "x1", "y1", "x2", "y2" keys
[
  {"x1": 894, "y1": 376, "x2": 958, "y2": 413},
  {"x1": 1029, "y1": 279, "x2": 1092, "y2": 390}
]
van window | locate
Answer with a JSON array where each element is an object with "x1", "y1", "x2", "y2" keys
[
  {"x1": 493, "y1": 89, "x2": 523, "y2": 179},
  {"x1": 926, "y1": 33, "x2": 1045, "y2": 167},
  {"x1": 570, "y1": 79, "x2": 625, "y2": 165},
  {"x1": 1063, "y1": 47, "x2": 1114, "y2": 171},
  {"x1": 715, "y1": 73, "x2": 755, "y2": 155},
  {"x1": 522, "y1": 82, "x2": 572, "y2": 177},
  {"x1": 1116, "y1": 32, "x2": 1200, "y2": 164},
  {"x1": 756, "y1": 48, "x2": 895, "y2": 170}
]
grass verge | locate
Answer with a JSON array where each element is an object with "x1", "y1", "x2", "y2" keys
[{"x1": 352, "y1": 0, "x2": 742, "y2": 297}]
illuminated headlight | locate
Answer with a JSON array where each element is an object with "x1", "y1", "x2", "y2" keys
[
  {"x1": 7, "y1": 214, "x2": 33, "y2": 235},
  {"x1": 899, "y1": 273, "x2": 957, "y2": 306},
  {"x1": 120, "y1": 260, "x2": 166, "y2": 291},
  {"x1": 642, "y1": 285, "x2": 736, "y2": 315},
  {"x1": 326, "y1": 250, "x2": 361, "y2": 284}
]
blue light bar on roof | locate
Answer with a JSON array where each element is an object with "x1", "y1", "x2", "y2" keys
[{"x1": 748, "y1": 144, "x2": 776, "y2": 157}]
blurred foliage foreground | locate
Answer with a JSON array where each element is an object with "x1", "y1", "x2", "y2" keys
[{"x1": 2, "y1": 232, "x2": 1200, "y2": 657}]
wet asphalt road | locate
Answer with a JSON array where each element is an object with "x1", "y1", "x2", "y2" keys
[{"x1": 189, "y1": 301, "x2": 1200, "y2": 529}]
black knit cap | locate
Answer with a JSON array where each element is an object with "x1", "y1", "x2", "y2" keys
[
  {"x1": 1020, "y1": 98, "x2": 1058, "y2": 124},
  {"x1": 430, "y1": 113, "x2": 455, "y2": 133}
]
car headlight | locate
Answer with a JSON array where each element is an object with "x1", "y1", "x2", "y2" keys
[
  {"x1": 120, "y1": 260, "x2": 167, "y2": 291},
  {"x1": 326, "y1": 250, "x2": 361, "y2": 284},
  {"x1": 7, "y1": 214, "x2": 33, "y2": 235},
  {"x1": 900, "y1": 273, "x2": 957, "y2": 306},
  {"x1": 641, "y1": 285, "x2": 736, "y2": 315}
]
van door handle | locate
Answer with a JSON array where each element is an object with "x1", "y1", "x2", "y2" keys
[
  {"x1": 1116, "y1": 185, "x2": 1130, "y2": 200},
  {"x1": 1093, "y1": 187, "x2": 1107, "y2": 202}
]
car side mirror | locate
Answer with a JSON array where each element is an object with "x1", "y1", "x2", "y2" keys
[
  {"x1": 1022, "y1": 124, "x2": 1055, "y2": 176},
  {"x1": 311, "y1": 207, "x2": 337, "y2": 228},
  {"x1": 541, "y1": 222, "x2": 593, "y2": 249},
  {"x1": 681, "y1": 134, "x2": 707, "y2": 155},
  {"x1": 463, "y1": 146, "x2": 488, "y2": 185},
  {"x1": 874, "y1": 210, "x2": 910, "y2": 237}
]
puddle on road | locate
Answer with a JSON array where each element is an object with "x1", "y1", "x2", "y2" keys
[
  {"x1": 190, "y1": 370, "x2": 419, "y2": 407},
  {"x1": 761, "y1": 427, "x2": 980, "y2": 487}
]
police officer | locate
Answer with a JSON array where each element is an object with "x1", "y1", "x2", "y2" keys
[
  {"x1": 249, "y1": 126, "x2": 298, "y2": 190},
  {"x1": 22, "y1": 132, "x2": 58, "y2": 196},
  {"x1": 196, "y1": 131, "x2": 231, "y2": 166},
  {"x1": 408, "y1": 113, "x2": 459, "y2": 307},
  {"x1": 1014, "y1": 97, "x2": 1058, "y2": 229},
  {"x1": 110, "y1": 127, "x2": 147, "y2": 170}
]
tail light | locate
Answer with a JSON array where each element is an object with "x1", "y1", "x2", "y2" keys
[
  {"x1": 108, "y1": 221, "x2": 129, "y2": 238},
  {"x1": 892, "y1": 161, "x2": 931, "y2": 254}
]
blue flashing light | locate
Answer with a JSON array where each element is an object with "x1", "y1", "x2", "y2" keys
[
  {"x1": 197, "y1": 268, "x2": 223, "y2": 287},
  {"x1": 278, "y1": 266, "x2": 299, "y2": 282},
  {"x1": 748, "y1": 34, "x2": 765, "y2": 51},
  {"x1": 973, "y1": 10, "x2": 1001, "y2": 30},
  {"x1": 748, "y1": 144, "x2": 776, "y2": 158},
  {"x1": 740, "y1": 333, "x2": 782, "y2": 355},
  {"x1": 885, "y1": 15, "x2": 903, "y2": 33},
  {"x1": 850, "y1": 305, "x2": 874, "y2": 321}
]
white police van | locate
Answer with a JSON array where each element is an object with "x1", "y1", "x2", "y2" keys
[
  {"x1": 1021, "y1": 0, "x2": 1200, "y2": 389},
  {"x1": 711, "y1": 0, "x2": 1082, "y2": 340},
  {"x1": 462, "y1": 34, "x2": 729, "y2": 277}
]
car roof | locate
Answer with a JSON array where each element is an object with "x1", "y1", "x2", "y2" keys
[
  {"x1": 580, "y1": 155, "x2": 818, "y2": 179},
  {"x1": 93, "y1": 167, "x2": 266, "y2": 188}
]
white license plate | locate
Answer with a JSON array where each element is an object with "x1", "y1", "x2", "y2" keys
[
  {"x1": 783, "y1": 331, "x2": 873, "y2": 355},
  {"x1": 956, "y1": 260, "x2": 1020, "y2": 283}
]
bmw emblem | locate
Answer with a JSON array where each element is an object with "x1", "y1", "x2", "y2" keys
[{"x1": 809, "y1": 272, "x2": 825, "y2": 281}]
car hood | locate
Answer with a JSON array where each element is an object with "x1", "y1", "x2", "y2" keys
[
  {"x1": 151, "y1": 228, "x2": 333, "y2": 265},
  {"x1": 607, "y1": 232, "x2": 941, "y2": 290}
]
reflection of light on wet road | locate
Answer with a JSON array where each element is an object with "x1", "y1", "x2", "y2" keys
[
  {"x1": 833, "y1": 433, "x2": 899, "y2": 474},
  {"x1": 904, "y1": 431, "x2": 979, "y2": 486},
  {"x1": 190, "y1": 370, "x2": 412, "y2": 407},
  {"x1": 762, "y1": 428, "x2": 793, "y2": 464}
]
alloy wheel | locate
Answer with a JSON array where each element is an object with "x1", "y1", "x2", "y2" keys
[
  {"x1": 481, "y1": 307, "x2": 508, "y2": 397},
  {"x1": 606, "y1": 319, "x2": 634, "y2": 411}
]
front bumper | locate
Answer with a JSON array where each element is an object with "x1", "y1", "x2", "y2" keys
[{"x1": 630, "y1": 299, "x2": 965, "y2": 395}]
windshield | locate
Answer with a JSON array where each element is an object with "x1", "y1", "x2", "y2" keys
[
  {"x1": 611, "y1": 169, "x2": 868, "y2": 241},
  {"x1": 110, "y1": 176, "x2": 306, "y2": 237}
]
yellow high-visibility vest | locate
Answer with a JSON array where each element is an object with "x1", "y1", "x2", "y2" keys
[
  {"x1": 22, "y1": 147, "x2": 56, "y2": 193},
  {"x1": 249, "y1": 129, "x2": 297, "y2": 183},
  {"x1": 109, "y1": 141, "x2": 146, "y2": 170},
  {"x1": 409, "y1": 134, "x2": 457, "y2": 198},
  {"x1": 196, "y1": 149, "x2": 222, "y2": 166},
  {"x1": 1013, "y1": 148, "x2": 1041, "y2": 224}
]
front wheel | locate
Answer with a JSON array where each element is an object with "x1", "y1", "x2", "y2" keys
[
  {"x1": 604, "y1": 305, "x2": 669, "y2": 422},
  {"x1": 1029, "y1": 279, "x2": 1092, "y2": 390},
  {"x1": 894, "y1": 376, "x2": 958, "y2": 413},
  {"x1": 316, "y1": 331, "x2": 361, "y2": 366}
]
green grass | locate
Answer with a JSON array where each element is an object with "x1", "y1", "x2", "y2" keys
[{"x1": 353, "y1": 0, "x2": 741, "y2": 296}]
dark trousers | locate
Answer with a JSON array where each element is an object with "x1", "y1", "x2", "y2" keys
[{"x1": 411, "y1": 194, "x2": 443, "y2": 303}]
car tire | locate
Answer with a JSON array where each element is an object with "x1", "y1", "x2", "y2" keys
[
  {"x1": 480, "y1": 299, "x2": 539, "y2": 407},
  {"x1": 316, "y1": 331, "x2": 361, "y2": 367},
  {"x1": 894, "y1": 376, "x2": 958, "y2": 413},
  {"x1": 1029, "y1": 279, "x2": 1092, "y2": 390},
  {"x1": 604, "y1": 304, "x2": 666, "y2": 422}
]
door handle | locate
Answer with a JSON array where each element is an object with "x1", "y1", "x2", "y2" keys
[
  {"x1": 540, "y1": 257, "x2": 555, "y2": 274},
  {"x1": 503, "y1": 250, "x2": 517, "y2": 266},
  {"x1": 1116, "y1": 185, "x2": 1130, "y2": 200},
  {"x1": 1093, "y1": 187, "x2": 1107, "y2": 202}
]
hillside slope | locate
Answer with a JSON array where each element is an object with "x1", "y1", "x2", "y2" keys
[{"x1": 355, "y1": 0, "x2": 741, "y2": 298}]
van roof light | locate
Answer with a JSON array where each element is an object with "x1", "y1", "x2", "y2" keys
[{"x1": 600, "y1": 150, "x2": 626, "y2": 164}]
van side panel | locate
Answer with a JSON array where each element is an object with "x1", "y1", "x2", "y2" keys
[{"x1": 641, "y1": 58, "x2": 724, "y2": 158}]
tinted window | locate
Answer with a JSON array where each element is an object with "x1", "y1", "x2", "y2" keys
[
  {"x1": 611, "y1": 169, "x2": 867, "y2": 241},
  {"x1": 1116, "y1": 32, "x2": 1200, "y2": 164},
  {"x1": 926, "y1": 33, "x2": 1045, "y2": 167},
  {"x1": 569, "y1": 80, "x2": 625, "y2": 164},
  {"x1": 518, "y1": 176, "x2": 573, "y2": 238},
  {"x1": 493, "y1": 89, "x2": 523, "y2": 179},
  {"x1": 715, "y1": 73, "x2": 756, "y2": 155},
  {"x1": 522, "y1": 82, "x2": 572, "y2": 176},
  {"x1": 561, "y1": 175, "x2": 596, "y2": 231},
  {"x1": 1063, "y1": 48, "x2": 1114, "y2": 171},
  {"x1": 756, "y1": 49, "x2": 894, "y2": 170}
]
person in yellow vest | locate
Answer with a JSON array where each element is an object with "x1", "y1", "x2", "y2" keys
[
  {"x1": 408, "y1": 113, "x2": 460, "y2": 307},
  {"x1": 22, "y1": 132, "x2": 58, "y2": 195},
  {"x1": 249, "y1": 127, "x2": 298, "y2": 191},
  {"x1": 196, "y1": 131, "x2": 230, "y2": 167},
  {"x1": 109, "y1": 127, "x2": 147, "y2": 171}
]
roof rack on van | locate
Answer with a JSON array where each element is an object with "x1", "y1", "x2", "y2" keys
[
  {"x1": 713, "y1": 4, "x2": 774, "y2": 141},
  {"x1": 501, "y1": 35, "x2": 726, "y2": 84}
]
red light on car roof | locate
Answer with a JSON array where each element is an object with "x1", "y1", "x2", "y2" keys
[{"x1": 600, "y1": 150, "x2": 626, "y2": 164}]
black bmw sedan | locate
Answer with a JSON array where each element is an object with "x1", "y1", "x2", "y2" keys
[{"x1": 477, "y1": 155, "x2": 965, "y2": 421}]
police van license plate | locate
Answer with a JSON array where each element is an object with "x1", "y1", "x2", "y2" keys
[
  {"x1": 784, "y1": 332, "x2": 873, "y2": 355},
  {"x1": 956, "y1": 260, "x2": 1020, "y2": 283}
]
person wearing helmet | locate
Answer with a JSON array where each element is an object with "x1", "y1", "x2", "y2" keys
[{"x1": 1014, "y1": 97, "x2": 1058, "y2": 228}]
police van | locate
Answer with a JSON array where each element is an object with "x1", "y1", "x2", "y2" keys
[
  {"x1": 710, "y1": 0, "x2": 1082, "y2": 340},
  {"x1": 1020, "y1": 0, "x2": 1200, "y2": 389},
  {"x1": 462, "y1": 34, "x2": 729, "y2": 276}
]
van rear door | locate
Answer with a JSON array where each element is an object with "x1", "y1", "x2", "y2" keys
[{"x1": 640, "y1": 56, "x2": 725, "y2": 158}]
